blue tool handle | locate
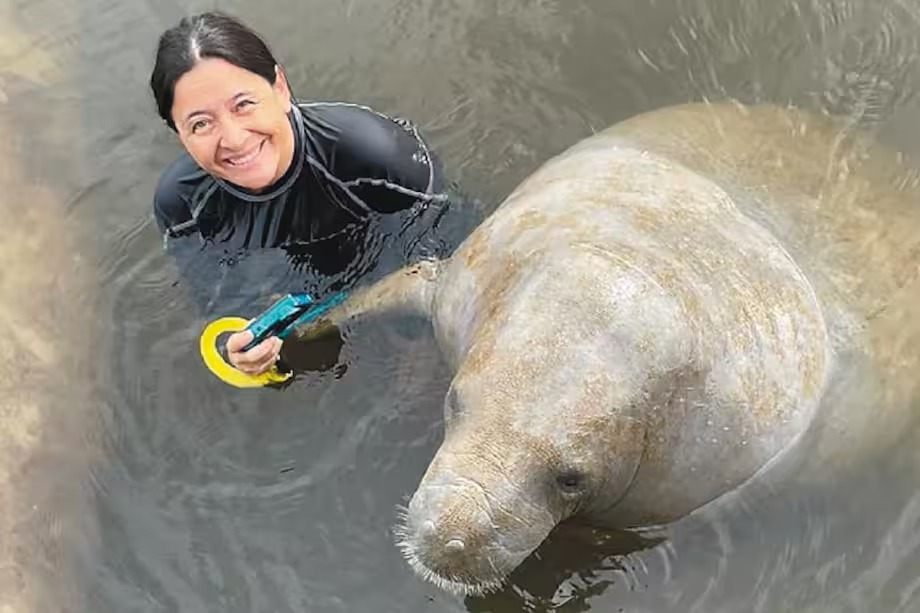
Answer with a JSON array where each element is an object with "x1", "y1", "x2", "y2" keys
[
  {"x1": 288, "y1": 291, "x2": 348, "y2": 330},
  {"x1": 241, "y1": 293, "x2": 314, "y2": 352},
  {"x1": 239, "y1": 291, "x2": 347, "y2": 352}
]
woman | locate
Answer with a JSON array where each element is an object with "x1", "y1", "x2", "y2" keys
[{"x1": 150, "y1": 12, "x2": 449, "y2": 376}]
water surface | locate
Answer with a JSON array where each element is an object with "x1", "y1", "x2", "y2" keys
[{"x1": 2, "y1": 0, "x2": 919, "y2": 611}]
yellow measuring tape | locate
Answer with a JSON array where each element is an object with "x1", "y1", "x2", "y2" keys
[{"x1": 198, "y1": 316, "x2": 292, "y2": 388}]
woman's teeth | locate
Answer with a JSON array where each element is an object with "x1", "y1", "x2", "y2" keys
[{"x1": 226, "y1": 142, "x2": 263, "y2": 166}]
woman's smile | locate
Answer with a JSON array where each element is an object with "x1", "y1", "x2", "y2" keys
[{"x1": 221, "y1": 138, "x2": 266, "y2": 168}]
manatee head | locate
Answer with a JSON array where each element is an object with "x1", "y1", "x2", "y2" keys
[
  {"x1": 394, "y1": 249, "x2": 687, "y2": 595},
  {"x1": 394, "y1": 382, "x2": 646, "y2": 595}
]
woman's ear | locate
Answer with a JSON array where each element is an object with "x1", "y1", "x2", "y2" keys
[{"x1": 274, "y1": 65, "x2": 293, "y2": 112}]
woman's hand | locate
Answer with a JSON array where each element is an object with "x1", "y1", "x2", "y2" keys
[{"x1": 226, "y1": 330, "x2": 284, "y2": 375}]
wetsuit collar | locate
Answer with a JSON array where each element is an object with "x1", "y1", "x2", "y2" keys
[{"x1": 211, "y1": 103, "x2": 306, "y2": 203}]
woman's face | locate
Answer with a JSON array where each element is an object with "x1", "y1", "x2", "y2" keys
[{"x1": 171, "y1": 58, "x2": 295, "y2": 191}]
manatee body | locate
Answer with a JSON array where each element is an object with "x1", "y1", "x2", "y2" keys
[{"x1": 295, "y1": 102, "x2": 920, "y2": 595}]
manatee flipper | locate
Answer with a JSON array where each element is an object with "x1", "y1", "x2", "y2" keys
[{"x1": 291, "y1": 258, "x2": 444, "y2": 342}]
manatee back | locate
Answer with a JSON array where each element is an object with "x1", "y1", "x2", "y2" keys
[
  {"x1": 603, "y1": 104, "x2": 920, "y2": 474},
  {"x1": 464, "y1": 103, "x2": 920, "y2": 406},
  {"x1": 603, "y1": 104, "x2": 920, "y2": 321}
]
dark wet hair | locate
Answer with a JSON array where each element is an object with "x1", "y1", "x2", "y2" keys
[{"x1": 150, "y1": 12, "x2": 280, "y2": 130}]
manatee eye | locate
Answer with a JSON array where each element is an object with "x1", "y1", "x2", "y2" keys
[
  {"x1": 556, "y1": 469, "x2": 585, "y2": 495},
  {"x1": 444, "y1": 386, "x2": 463, "y2": 422}
]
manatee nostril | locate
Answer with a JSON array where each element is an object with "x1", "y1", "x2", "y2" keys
[
  {"x1": 420, "y1": 520, "x2": 437, "y2": 537},
  {"x1": 445, "y1": 539, "x2": 465, "y2": 553}
]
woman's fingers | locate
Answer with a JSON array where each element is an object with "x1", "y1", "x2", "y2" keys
[
  {"x1": 227, "y1": 331, "x2": 283, "y2": 374},
  {"x1": 226, "y1": 329, "x2": 255, "y2": 354}
]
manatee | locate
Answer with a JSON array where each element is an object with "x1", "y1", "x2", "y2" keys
[{"x1": 292, "y1": 102, "x2": 920, "y2": 595}]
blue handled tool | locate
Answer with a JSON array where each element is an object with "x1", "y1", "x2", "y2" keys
[{"x1": 199, "y1": 291, "x2": 347, "y2": 388}]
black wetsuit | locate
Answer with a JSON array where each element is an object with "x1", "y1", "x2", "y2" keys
[{"x1": 153, "y1": 101, "x2": 457, "y2": 314}]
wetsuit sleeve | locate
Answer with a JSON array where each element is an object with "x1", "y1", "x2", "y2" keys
[{"x1": 307, "y1": 104, "x2": 444, "y2": 214}]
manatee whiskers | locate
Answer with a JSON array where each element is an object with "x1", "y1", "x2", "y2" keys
[
  {"x1": 392, "y1": 505, "x2": 506, "y2": 596},
  {"x1": 399, "y1": 545, "x2": 506, "y2": 597}
]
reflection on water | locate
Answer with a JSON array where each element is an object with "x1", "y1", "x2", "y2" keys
[{"x1": 1, "y1": 0, "x2": 919, "y2": 611}]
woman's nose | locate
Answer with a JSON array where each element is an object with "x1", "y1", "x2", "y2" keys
[{"x1": 219, "y1": 117, "x2": 248, "y2": 149}]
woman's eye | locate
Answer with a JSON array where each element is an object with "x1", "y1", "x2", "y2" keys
[{"x1": 190, "y1": 119, "x2": 210, "y2": 134}]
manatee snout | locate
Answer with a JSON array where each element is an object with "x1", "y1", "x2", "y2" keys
[{"x1": 395, "y1": 462, "x2": 557, "y2": 596}]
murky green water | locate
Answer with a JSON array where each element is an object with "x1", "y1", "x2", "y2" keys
[{"x1": 2, "y1": 0, "x2": 919, "y2": 611}]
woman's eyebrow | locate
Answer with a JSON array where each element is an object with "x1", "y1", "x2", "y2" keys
[
  {"x1": 230, "y1": 91, "x2": 254, "y2": 102},
  {"x1": 184, "y1": 92, "x2": 255, "y2": 121}
]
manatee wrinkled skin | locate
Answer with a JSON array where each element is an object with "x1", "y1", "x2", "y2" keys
[{"x1": 294, "y1": 102, "x2": 920, "y2": 595}]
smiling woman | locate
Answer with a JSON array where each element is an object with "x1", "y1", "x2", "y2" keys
[
  {"x1": 171, "y1": 58, "x2": 296, "y2": 190},
  {"x1": 149, "y1": 12, "x2": 451, "y2": 377}
]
